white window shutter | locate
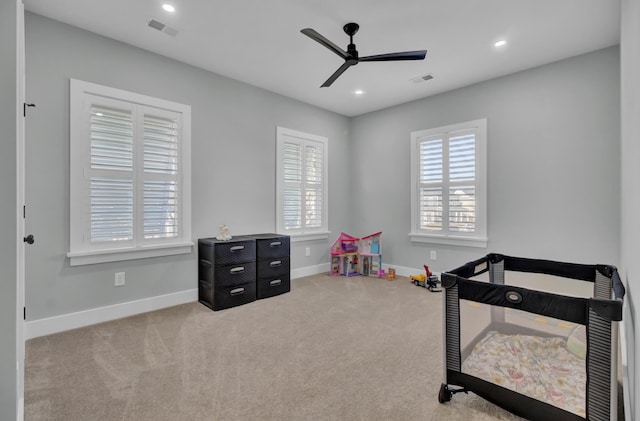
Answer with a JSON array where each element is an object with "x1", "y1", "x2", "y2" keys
[
  {"x1": 276, "y1": 127, "x2": 328, "y2": 239},
  {"x1": 420, "y1": 187, "x2": 443, "y2": 231},
  {"x1": 89, "y1": 104, "x2": 134, "y2": 243},
  {"x1": 282, "y1": 141, "x2": 302, "y2": 230},
  {"x1": 304, "y1": 142, "x2": 323, "y2": 229},
  {"x1": 143, "y1": 114, "x2": 178, "y2": 175},
  {"x1": 449, "y1": 186, "x2": 475, "y2": 232},
  {"x1": 90, "y1": 177, "x2": 133, "y2": 242},
  {"x1": 449, "y1": 134, "x2": 475, "y2": 182},
  {"x1": 419, "y1": 138, "x2": 443, "y2": 231},
  {"x1": 449, "y1": 134, "x2": 476, "y2": 232},
  {"x1": 420, "y1": 139, "x2": 443, "y2": 183},
  {"x1": 69, "y1": 79, "x2": 192, "y2": 265},
  {"x1": 410, "y1": 119, "x2": 487, "y2": 247},
  {"x1": 143, "y1": 113, "x2": 180, "y2": 240}
]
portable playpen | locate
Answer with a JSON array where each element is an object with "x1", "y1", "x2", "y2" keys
[{"x1": 439, "y1": 253, "x2": 624, "y2": 421}]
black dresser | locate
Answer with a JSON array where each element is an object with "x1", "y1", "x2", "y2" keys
[
  {"x1": 198, "y1": 233, "x2": 290, "y2": 311},
  {"x1": 254, "y1": 234, "x2": 291, "y2": 299}
]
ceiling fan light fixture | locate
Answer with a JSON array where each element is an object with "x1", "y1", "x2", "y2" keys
[
  {"x1": 494, "y1": 39, "x2": 507, "y2": 48},
  {"x1": 354, "y1": 90, "x2": 365, "y2": 95},
  {"x1": 301, "y1": 22, "x2": 428, "y2": 88}
]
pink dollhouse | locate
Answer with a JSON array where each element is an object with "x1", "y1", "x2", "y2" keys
[
  {"x1": 329, "y1": 231, "x2": 382, "y2": 277},
  {"x1": 330, "y1": 232, "x2": 360, "y2": 276},
  {"x1": 359, "y1": 231, "x2": 382, "y2": 277}
]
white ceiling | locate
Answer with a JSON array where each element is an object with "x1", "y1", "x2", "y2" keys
[{"x1": 23, "y1": 0, "x2": 621, "y2": 117}]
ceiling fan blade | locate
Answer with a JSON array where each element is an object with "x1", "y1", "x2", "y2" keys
[
  {"x1": 321, "y1": 62, "x2": 353, "y2": 87},
  {"x1": 301, "y1": 28, "x2": 349, "y2": 60},
  {"x1": 359, "y1": 50, "x2": 427, "y2": 62}
]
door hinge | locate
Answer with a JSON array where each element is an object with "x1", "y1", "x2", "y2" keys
[
  {"x1": 23, "y1": 307, "x2": 26, "y2": 320},
  {"x1": 23, "y1": 205, "x2": 26, "y2": 219},
  {"x1": 23, "y1": 103, "x2": 35, "y2": 117}
]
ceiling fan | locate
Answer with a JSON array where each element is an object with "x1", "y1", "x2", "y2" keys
[{"x1": 301, "y1": 22, "x2": 428, "y2": 88}]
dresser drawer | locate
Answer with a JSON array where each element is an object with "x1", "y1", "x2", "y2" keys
[
  {"x1": 199, "y1": 239, "x2": 256, "y2": 265},
  {"x1": 257, "y1": 274, "x2": 290, "y2": 299},
  {"x1": 213, "y1": 282, "x2": 256, "y2": 311},
  {"x1": 257, "y1": 256, "x2": 290, "y2": 278},
  {"x1": 214, "y1": 261, "x2": 256, "y2": 287},
  {"x1": 198, "y1": 280, "x2": 214, "y2": 310},
  {"x1": 256, "y1": 235, "x2": 290, "y2": 259}
]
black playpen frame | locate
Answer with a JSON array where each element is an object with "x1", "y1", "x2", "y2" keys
[{"x1": 439, "y1": 253, "x2": 624, "y2": 421}]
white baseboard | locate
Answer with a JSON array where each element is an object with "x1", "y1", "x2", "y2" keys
[
  {"x1": 383, "y1": 264, "x2": 430, "y2": 278},
  {"x1": 290, "y1": 263, "x2": 430, "y2": 279},
  {"x1": 25, "y1": 289, "x2": 197, "y2": 340},
  {"x1": 25, "y1": 263, "x2": 429, "y2": 340},
  {"x1": 291, "y1": 263, "x2": 329, "y2": 279}
]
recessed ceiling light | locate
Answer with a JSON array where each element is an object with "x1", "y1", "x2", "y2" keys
[
  {"x1": 494, "y1": 40, "x2": 507, "y2": 48},
  {"x1": 354, "y1": 90, "x2": 365, "y2": 95},
  {"x1": 162, "y1": 4, "x2": 175, "y2": 12}
]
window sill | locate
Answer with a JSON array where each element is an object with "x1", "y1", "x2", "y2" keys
[
  {"x1": 409, "y1": 232, "x2": 488, "y2": 248},
  {"x1": 286, "y1": 231, "x2": 331, "y2": 243},
  {"x1": 67, "y1": 242, "x2": 194, "y2": 266}
]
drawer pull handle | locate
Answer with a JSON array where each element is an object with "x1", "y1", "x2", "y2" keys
[
  {"x1": 270, "y1": 241, "x2": 282, "y2": 247},
  {"x1": 230, "y1": 287, "x2": 245, "y2": 296},
  {"x1": 270, "y1": 261, "x2": 282, "y2": 267},
  {"x1": 270, "y1": 279, "x2": 282, "y2": 286},
  {"x1": 230, "y1": 245, "x2": 245, "y2": 252},
  {"x1": 230, "y1": 266, "x2": 245, "y2": 274}
]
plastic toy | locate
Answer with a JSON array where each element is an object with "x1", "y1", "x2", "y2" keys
[
  {"x1": 387, "y1": 268, "x2": 396, "y2": 280},
  {"x1": 216, "y1": 224, "x2": 232, "y2": 241},
  {"x1": 330, "y1": 231, "x2": 383, "y2": 277},
  {"x1": 359, "y1": 232, "x2": 382, "y2": 277},
  {"x1": 330, "y1": 232, "x2": 360, "y2": 276},
  {"x1": 410, "y1": 265, "x2": 441, "y2": 292}
]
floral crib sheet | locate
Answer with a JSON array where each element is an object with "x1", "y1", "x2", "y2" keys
[{"x1": 461, "y1": 330, "x2": 586, "y2": 417}]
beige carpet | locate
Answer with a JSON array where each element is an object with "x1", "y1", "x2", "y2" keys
[{"x1": 25, "y1": 274, "x2": 534, "y2": 420}]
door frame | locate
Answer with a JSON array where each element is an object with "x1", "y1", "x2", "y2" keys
[{"x1": 16, "y1": 0, "x2": 26, "y2": 419}]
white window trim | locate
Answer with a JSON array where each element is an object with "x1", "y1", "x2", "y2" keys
[
  {"x1": 68, "y1": 79, "x2": 192, "y2": 265},
  {"x1": 276, "y1": 127, "x2": 329, "y2": 242},
  {"x1": 409, "y1": 118, "x2": 488, "y2": 248}
]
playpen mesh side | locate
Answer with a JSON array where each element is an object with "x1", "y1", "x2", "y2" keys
[
  {"x1": 489, "y1": 259, "x2": 504, "y2": 285},
  {"x1": 595, "y1": 269, "x2": 612, "y2": 300},
  {"x1": 445, "y1": 283, "x2": 461, "y2": 372},
  {"x1": 587, "y1": 307, "x2": 614, "y2": 421}
]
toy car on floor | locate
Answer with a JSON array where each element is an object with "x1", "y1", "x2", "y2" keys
[{"x1": 410, "y1": 265, "x2": 441, "y2": 292}]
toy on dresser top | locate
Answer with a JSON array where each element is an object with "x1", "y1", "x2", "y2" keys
[{"x1": 216, "y1": 224, "x2": 232, "y2": 241}]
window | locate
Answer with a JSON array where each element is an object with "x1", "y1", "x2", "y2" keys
[
  {"x1": 276, "y1": 127, "x2": 329, "y2": 241},
  {"x1": 68, "y1": 79, "x2": 192, "y2": 265},
  {"x1": 410, "y1": 119, "x2": 487, "y2": 247}
]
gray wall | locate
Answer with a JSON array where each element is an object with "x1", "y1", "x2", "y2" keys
[
  {"x1": 1, "y1": 1, "x2": 18, "y2": 418},
  {"x1": 25, "y1": 11, "x2": 622, "y2": 316},
  {"x1": 350, "y1": 47, "x2": 620, "y2": 274},
  {"x1": 24, "y1": 12, "x2": 351, "y2": 321},
  {"x1": 621, "y1": 0, "x2": 639, "y2": 418}
]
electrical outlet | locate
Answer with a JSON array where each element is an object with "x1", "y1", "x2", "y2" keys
[
  {"x1": 115, "y1": 272, "x2": 125, "y2": 287},
  {"x1": 430, "y1": 250, "x2": 437, "y2": 260},
  {"x1": 305, "y1": 247, "x2": 311, "y2": 257}
]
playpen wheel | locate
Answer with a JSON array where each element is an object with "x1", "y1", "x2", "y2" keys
[{"x1": 438, "y1": 383, "x2": 451, "y2": 403}]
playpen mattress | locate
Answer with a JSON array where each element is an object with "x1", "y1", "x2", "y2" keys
[{"x1": 462, "y1": 330, "x2": 586, "y2": 417}]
